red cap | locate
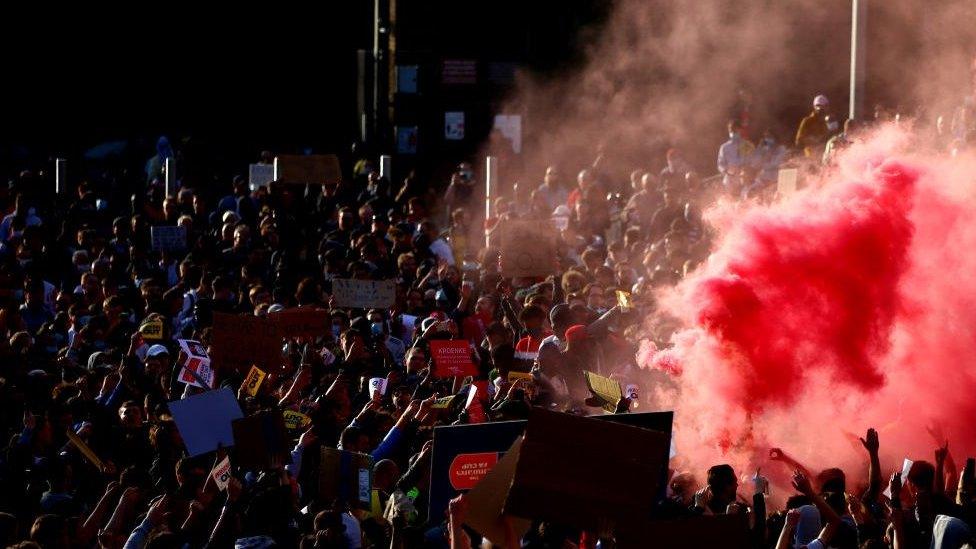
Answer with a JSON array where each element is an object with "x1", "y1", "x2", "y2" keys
[{"x1": 564, "y1": 324, "x2": 588, "y2": 342}]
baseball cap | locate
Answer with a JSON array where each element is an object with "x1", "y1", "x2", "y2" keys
[
  {"x1": 147, "y1": 344, "x2": 170, "y2": 358},
  {"x1": 813, "y1": 94, "x2": 830, "y2": 107},
  {"x1": 564, "y1": 324, "x2": 588, "y2": 342}
]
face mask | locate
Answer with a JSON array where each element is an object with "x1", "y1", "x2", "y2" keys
[
  {"x1": 371, "y1": 322, "x2": 384, "y2": 337},
  {"x1": 78, "y1": 315, "x2": 92, "y2": 327},
  {"x1": 763, "y1": 138, "x2": 775, "y2": 146},
  {"x1": 729, "y1": 131, "x2": 736, "y2": 139},
  {"x1": 93, "y1": 340, "x2": 107, "y2": 351},
  {"x1": 12, "y1": 289, "x2": 23, "y2": 301},
  {"x1": 332, "y1": 325, "x2": 342, "y2": 339}
]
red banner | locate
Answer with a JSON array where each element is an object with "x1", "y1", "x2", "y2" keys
[{"x1": 430, "y1": 340, "x2": 478, "y2": 378}]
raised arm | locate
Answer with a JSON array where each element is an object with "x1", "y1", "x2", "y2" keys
[
  {"x1": 859, "y1": 428, "x2": 882, "y2": 502},
  {"x1": 792, "y1": 471, "x2": 841, "y2": 548}
]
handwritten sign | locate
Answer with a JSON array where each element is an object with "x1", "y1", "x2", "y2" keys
[
  {"x1": 150, "y1": 226, "x2": 187, "y2": 252},
  {"x1": 274, "y1": 154, "x2": 341, "y2": 186},
  {"x1": 269, "y1": 308, "x2": 329, "y2": 339},
  {"x1": 248, "y1": 163, "x2": 275, "y2": 190},
  {"x1": 331, "y1": 279, "x2": 396, "y2": 309},
  {"x1": 777, "y1": 168, "x2": 799, "y2": 197},
  {"x1": 211, "y1": 313, "x2": 281, "y2": 373},
  {"x1": 430, "y1": 340, "x2": 478, "y2": 378},
  {"x1": 242, "y1": 366, "x2": 267, "y2": 397}
]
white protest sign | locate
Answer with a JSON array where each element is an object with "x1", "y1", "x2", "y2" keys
[
  {"x1": 777, "y1": 168, "x2": 799, "y2": 197},
  {"x1": 249, "y1": 163, "x2": 275, "y2": 191},
  {"x1": 332, "y1": 279, "x2": 396, "y2": 309},
  {"x1": 493, "y1": 114, "x2": 522, "y2": 153},
  {"x1": 211, "y1": 456, "x2": 232, "y2": 490},
  {"x1": 150, "y1": 226, "x2": 187, "y2": 252},
  {"x1": 368, "y1": 377, "x2": 388, "y2": 399},
  {"x1": 177, "y1": 339, "x2": 214, "y2": 389},
  {"x1": 883, "y1": 458, "x2": 914, "y2": 498},
  {"x1": 445, "y1": 111, "x2": 465, "y2": 140}
]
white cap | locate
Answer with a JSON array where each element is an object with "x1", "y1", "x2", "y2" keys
[
  {"x1": 813, "y1": 94, "x2": 830, "y2": 107},
  {"x1": 268, "y1": 303, "x2": 286, "y2": 313},
  {"x1": 147, "y1": 344, "x2": 170, "y2": 358}
]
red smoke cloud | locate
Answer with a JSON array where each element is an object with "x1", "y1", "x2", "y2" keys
[{"x1": 652, "y1": 128, "x2": 976, "y2": 488}]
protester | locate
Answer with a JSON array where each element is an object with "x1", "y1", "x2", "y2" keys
[{"x1": 0, "y1": 77, "x2": 969, "y2": 549}]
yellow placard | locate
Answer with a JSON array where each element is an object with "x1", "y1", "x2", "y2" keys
[
  {"x1": 66, "y1": 430, "x2": 105, "y2": 472},
  {"x1": 139, "y1": 319, "x2": 165, "y2": 341},
  {"x1": 282, "y1": 410, "x2": 312, "y2": 431},
  {"x1": 584, "y1": 370, "x2": 622, "y2": 413},
  {"x1": 242, "y1": 366, "x2": 267, "y2": 397},
  {"x1": 431, "y1": 396, "x2": 455, "y2": 410},
  {"x1": 507, "y1": 371, "x2": 534, "y2": 383},
  {"x1": 615, "y1": 290, "x2": 633, "y2": 311}
]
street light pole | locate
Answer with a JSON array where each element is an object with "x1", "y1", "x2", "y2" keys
[{"x1": 849, "y1": 0, "x2": 868, "y2": 121}]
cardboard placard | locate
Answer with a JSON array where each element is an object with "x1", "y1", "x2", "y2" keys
[
  {"x1": 502, "y1": 408, "x2": 669, "y2": 529},
  {"x1": 429, "y1": 420, "x2": 527, "y2": 523},
  {"x1": 584, "y1": 370, "x2": 622, "y2": 412},
  {"x1": 269, "y1": 307, "x2": 329, "y2": 339},
  {"x1": 331, "y1": 279, "x2": 396, "y2": 309},
  {"x1": 248, "y1": 163, "x2": 275, "y2": 190},
  {"x1": 430, "y1": 340, "x2": 478, "y2": 378},
  {"x1": 616, "y1": 290, "x2": 633, "y2": 312},
  {"x1": 231, "y1": 411, "x2": 290, "y2": 470},
  {"x1": 150, "y1": 226, "x2": 187, "y2": 252},
  {"x1": 368, "y1": 377, "x2": 387, "y2": 399},
  {"x1": 496, "y1": 220, "x2": 556, "y2": 278},
  {"x1": 211, "y1": 456, "x2": 232, "y2": 491},
  {"x1": 282, "y1": 410, "x2": 312, "y2": 432},
  {"x1": 777, "y1": 167, "x2": 799, "y2": 197},
  {"x1": 463, "y1": 437, "x2": 532, "y2": 545},
  {"x1": 431, "y1": 396, "x2": 456, "y2": 409},
  {"x1": 319, "y1": 448, "x2": 374, "y2": 510},
  {"x1": 428, "y1": 413, "x2": 673, "y2": 524},
  {"x1": 274, "y1": 154, "x2": 341, "y2": 186},
  {"x1": 617, "y1": 514, "x2": 751, "y2": 549},
  {"x1": 168, "y1": 388, "x2": 244, "y2": 456},
  {"x1": 139, "y1": 318, "x2": 165, "y2": 341},
  {"x1": 445, "y1": 111, "x2": 465, "y2": 140},
  {"x1": 211, "y1": 313, "x2": 282, "y2": 373},
  {"x1": 66, "y1": 430, "x2": 106, "y2": 472},
  {"x1": 883, "y1": 458, "x2": 915, "y2": 498},
  {"x1": 178, "y1": 339, "x2": 214, "y2": 389},
  {"x1": 507, "y1": 371, "x2": 533, "y2": 384},
  {"x1": 242, "y1": 366, "x2": 267, "y2": 397}
]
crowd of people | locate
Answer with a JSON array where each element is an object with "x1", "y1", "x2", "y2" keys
[{"x1": 0, "y1": 83, "x2": 970, "y2": 549}]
